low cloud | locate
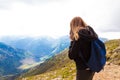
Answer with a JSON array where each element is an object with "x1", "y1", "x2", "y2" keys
[
  {"x1": 0, "y1": 0, "x2": 66, "y2": 9},
  {"x1": 99, "y1": 26, "x2": 120, "y2": 32},
  {"x1": 20, "y1": 57, "x2": 36, "y2": 65},
  {"x1": 0, "y1": 0, "x2": 12, "y2": 9},
  {"x1": 0, "y1": 0, "x2": 120, "y2": 39}
]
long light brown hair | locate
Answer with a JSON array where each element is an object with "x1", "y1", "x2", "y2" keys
[{"x1": 70, "y1": 17, "x2": 88, "y2": 41}]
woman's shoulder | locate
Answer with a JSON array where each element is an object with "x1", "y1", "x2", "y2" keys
[
  {"x1": 78, "y1": 26, "x2": 98, "y2": 40},
  {"x1": 78, "y1": 27, "x2": 89, "y2": 35},
  {"x1": 78, "y1": 26, "x2": 95, "y2": 34}
]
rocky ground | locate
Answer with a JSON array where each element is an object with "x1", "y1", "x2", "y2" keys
[{"x1": 93, "y1": 63, "x2": 120, "y2": 80}]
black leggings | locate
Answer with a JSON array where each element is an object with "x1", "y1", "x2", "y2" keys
[{"x1": 76, "y1": 70, "x2": 95, "y2": 80}]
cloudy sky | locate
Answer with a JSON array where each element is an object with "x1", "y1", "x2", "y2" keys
[{"x1": 0, "y1": 0, "x2": 120, "y2": 39}]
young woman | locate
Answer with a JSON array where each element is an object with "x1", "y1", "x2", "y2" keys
[{"x1": 68, "y1": 17, "x2": 98, "y2": 80}]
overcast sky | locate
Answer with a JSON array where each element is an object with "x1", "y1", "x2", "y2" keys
[{"x1": 0, "y1": 0, "x2": 120, "y2": 39}]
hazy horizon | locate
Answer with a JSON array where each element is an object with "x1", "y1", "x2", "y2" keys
[{"x1": 0, "y1": 0, "x2": 120, "y2": 39}]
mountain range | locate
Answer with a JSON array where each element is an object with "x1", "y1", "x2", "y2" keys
[
  {"x1": 16, "y1": 39, "x2": 120, "y2": 80},
  {"x1": 0, "y1": 42, "x2": 32, "y2": 76},
  {"x1": 0, "y1": 36, "x2": 70, "y2": 61},
  {"x1": 0, "y1": 36, "x2": 70, "y2": 76},
  {"x1": 0, "y1": 36, "x2": 108, "y2": 80}
]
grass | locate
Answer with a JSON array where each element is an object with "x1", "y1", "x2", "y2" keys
[{"x1": 16, "y1": 39, "x2": 120, "y2": 80}]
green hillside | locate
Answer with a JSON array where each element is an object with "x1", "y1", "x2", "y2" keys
[
  {"x1": 17, "y1": 49, "x2": 76, "y2": 80},
  {"x1": 16, "y1": 39, "x2": 120, "y2": 80},
  {"x1": 105, "y1": 39, "x2": 120, "y2": 65}
]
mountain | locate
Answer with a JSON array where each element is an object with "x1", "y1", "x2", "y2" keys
[
  {"x1": 0, "y1": 42, "x2": 31, "y2": 76},
  {"x1": 16, "y1": 49, "x2": 72, "y2": 80},
  {"x1": 0, "y1": 36, "x2": 107, "y2": 61},
  {"x1": 16, "y1": 39, "x2": 120, "y2": 80},
  {"x1": 0, "y1": 36, "x2": 70, "y2": 61},
  {"x1": 0, "y1": 36, "x2": 108, "y2": 79}
]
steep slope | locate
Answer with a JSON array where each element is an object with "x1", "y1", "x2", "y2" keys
[
  {"x1": 0, "y1": 36, "x2": 107, "y2": 62},
  {"x1": 105, "y1": 39, "x2": 120, "y2": 65},
  {"x1": 0, "y1": 42, "x2": 31, "y2": 76},
  {"x1": 17, "y1": 63, "x2": 120, "y2": 80},
  {"x1": 16, "y1": 39, "x2": 120, "y2": 80},
  {"x1": 17, "y1": 49, "x2": 73, "y2": 79},
  {"x1": 0, "y1": 36, "x2": 70, "y2": 61}
]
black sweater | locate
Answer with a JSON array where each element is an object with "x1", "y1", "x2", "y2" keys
[{"x1": 68, "y1": 26, "x2": 98, "y2": 70}]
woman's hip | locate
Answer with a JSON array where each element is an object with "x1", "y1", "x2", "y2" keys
[{"x1": 76, "y1": 69, "x2": 95, "y2": 80}]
